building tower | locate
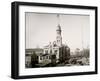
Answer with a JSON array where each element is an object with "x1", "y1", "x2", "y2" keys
[{"x1": 56, "y1": 14, "x2": 62, "y2": 47}]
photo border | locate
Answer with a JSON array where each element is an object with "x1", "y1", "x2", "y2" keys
[{"x1": 11, "y1": 1, "x2": 98, "y2": 79}]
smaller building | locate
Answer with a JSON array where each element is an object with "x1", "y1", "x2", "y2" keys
[
  {"x1": 25, "y1": 48, "x2": 52, "y2": 67},
  {"x1": 38, "y1": 54, "x2": 51, "y2": 64},
  {"x1": 25, "y1": 48, "x2": 43, "y2": 68}
]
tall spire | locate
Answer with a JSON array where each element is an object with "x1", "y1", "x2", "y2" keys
[
  {"x1": 57, "y1": 14, "x2": 60, "y2": 25},
  {"x1": 56, "y1": 14, "x2": 61, "y2": 32},
  {"x1": 56, "y1": 14, "x2": 62, "y2": 47}
]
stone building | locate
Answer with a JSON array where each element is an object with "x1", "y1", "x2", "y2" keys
[{"x1": 43, "y1": 19, "x2": 70, "y2": 64}]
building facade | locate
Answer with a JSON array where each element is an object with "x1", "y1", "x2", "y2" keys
[{"x1": 43, "y1": 22, "x2": 70, "y2": 64}]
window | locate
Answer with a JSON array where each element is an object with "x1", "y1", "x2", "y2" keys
[
  {"x1": 37, "y1": 56, "x2": 38, "y2": 59},
  {"x1": 43, "y1": 56, "x2": 45, "y2": 59},
  {"x1": 49, "y1": 56, "x2": 51, "y2": 59},
  {"x1": 57, "y1": 40, "x2": 59, "y2": 42},
  {"x1": 40, "y1": 56, "x2": 42, "y2": 60},
  {"x1": 55, "y1": 50, "x2": 58, "y2": 54},
  {"x1": 50, "y1": 50, "x2": 52, "y2": 53},
  {"x1": 46, "y1": 56, "x2": 48, "y2": 59},
  {"x1": 45, "y1": 50, "x2": 48, "y2": 54}
]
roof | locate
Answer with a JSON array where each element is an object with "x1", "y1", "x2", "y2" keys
[
  {"x1": 44, "y1": 45, "x2": 49, "y2": 47},
  {"x1": 26, "y1": 48, "x2": 43, "y2": 55},
  {"x1": 26, "y1": 48, "x2": 43, "y2": 52},
  {"x1": 42, "y1": 54, "x2": 50, "y2": 56},
  {"x1": 36, "y1": 53, "x2": 43, "y2": 56},
  {"x1": 44, "y1": 41, "x2": 59, "y2": 48},
  {"x1": 62, "y1": 44, "x2": 69, "y2": 48}
]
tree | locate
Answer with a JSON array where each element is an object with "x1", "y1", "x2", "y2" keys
[
  {"x1": 59, "y1": 46, "x2": 70, "y2": 63},
  {"x1": 83, "y1": 49, "x2": 89, "y2": 58},
  {"x1": 31, "y1": 51, "x2": 38, "y2": 67}
]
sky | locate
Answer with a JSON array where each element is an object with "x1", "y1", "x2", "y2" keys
[{"x1": 25, "y1": 12, "x2": 90, "y2": 52}]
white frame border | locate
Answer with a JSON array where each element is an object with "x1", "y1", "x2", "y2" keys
[{"x1": 19, "y1": 5, "x2": 95, "y2": 76}]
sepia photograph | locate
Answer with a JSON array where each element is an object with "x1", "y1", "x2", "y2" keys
[{"x1": 25, "y1": 13, "x2": 90, "y2": 68}]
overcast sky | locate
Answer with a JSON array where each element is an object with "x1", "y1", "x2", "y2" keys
[{"x1": 25, "y1": 12, "x2": 90, "y2": 52}]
